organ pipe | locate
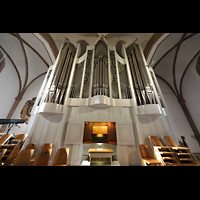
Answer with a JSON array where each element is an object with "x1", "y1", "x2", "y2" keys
[
  {"x1": 44, "y1": 38, "x2": 76, "y2": 105},
  {"x1": 126, "y1": 42, "x2": 157, "y2": 105},
  {"x1": 38, "y1": 36, "x2": 164, "y2": 108}
]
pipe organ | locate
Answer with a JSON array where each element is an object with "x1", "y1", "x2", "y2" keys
[{"x1": 23, "y1": 36, "x2": 174, "y2": 166}]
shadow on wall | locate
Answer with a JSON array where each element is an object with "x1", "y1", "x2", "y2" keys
[
  {"x1": 40, "y1": 113, "x2": 63, "y2": 123},
  {"x1": 137, "y1": 115, "x2": 160, "y2": 124}
]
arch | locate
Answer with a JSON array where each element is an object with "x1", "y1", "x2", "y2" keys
[
  {"x1": 77, "y1": 40, "x2": 88, "y2": 58},
  {"x1": 116, "y1": 40, "x2": 126, "y2": 58}
]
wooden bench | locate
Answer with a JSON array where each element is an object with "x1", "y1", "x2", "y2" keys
[
  {"x1": 2, "y1": 145, "x2": 21, "y2": 166},
  {"x1": 52, "y1": 148, "x2": 69, "y2": 166},
  {"x1": 28, "y1": 143, "x2": 52, "y2": 166},
  {"x1": 12, "y1": 149, "x2": 34, "y2": 166},
  {"x1": 0, "y1": 149, "x2": 7, "y2": 161},
  {"x1": 0, "y1": 134, "x2": 27, "y2": 162},
  {"x1": 32, "y1": 148, "x2": 52, "y2": 166},
  {"x1": 148, "y1": 136, "x2": 179, "y2": 166},
  {"x1": 162, "y1": 135, "x2": 198, "y2": 166},
  {"x1": 0, "y1": 134, "x2": 12, "y2": 145},
  {"x1": 139, "y1": 145, "x2": 162, "y2": 166}
]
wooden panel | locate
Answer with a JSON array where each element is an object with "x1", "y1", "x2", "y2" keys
[
  {"x1": 83, "y1": 124, "x2": 92, "y2": 143},
  {"x1": 93, "y1": 126, "x2": 108, "y2": 134},
  {"x1": 108, "y1": 123, "x2": 117, "y2": 144},
  {"x1": 83, "y1": 122, "x2": 117, "y2": 144}
]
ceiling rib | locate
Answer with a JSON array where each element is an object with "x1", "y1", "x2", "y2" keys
[
  {"x1": 105, "y1": 33, "x2": 112, "y2": 39},
  {"x1": 180, "y1": 50, "x2": 200, "y2": 97},
  {"x1": 0, "y1": 44, "x2": 22, "y2": 94},
  {"x1": 153, "y1": 33, "x2": 198, "y2": 70},
  {"x1": 172, "y1": 33, "x2": 187, "y2": 95},
  {"x1": 9, "y1": 33, "x2": 49, "y2": 68},
  {"x1": 93, "y1": 33, "x2": 99, "y2": 37},
  {"x1": 38, "y1": 33, "x2": 58, "y2": 59},
  {"x1": 16, "y1": 33, "x2": 29, "y2": 93}
]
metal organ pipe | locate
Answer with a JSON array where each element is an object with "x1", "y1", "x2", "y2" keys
[
  {"x1": 46, "y1": 41, "x2": 69, "y2": 103},
  {"x1": 125, "y1": 42, "x2": 157, "y2": 105},
  {"x1": 44, "y1": 38, "x2": 77, "y2": 105},
  {"x1": 128, "y1": 50, "x2": 143, "y2": 105},
  {"x1": 41, "y1": 37, "x2": 162, "y2": 108}
]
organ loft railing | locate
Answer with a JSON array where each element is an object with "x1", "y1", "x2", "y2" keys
[{"x1": 36, "y1": 36, "x2": 165, "y2": 109}]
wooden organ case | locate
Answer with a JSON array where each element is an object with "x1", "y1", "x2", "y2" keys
[{"x1": 83, "y1": 122, "x2": 117, "y2": 144}]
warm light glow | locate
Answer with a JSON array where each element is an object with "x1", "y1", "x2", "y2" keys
[
  {"x1": 93, "y1": 126, "x2": 108, "y2": 134},
  {"x1": 96, "y1": 134, "x2": 104, "y2": 137}
]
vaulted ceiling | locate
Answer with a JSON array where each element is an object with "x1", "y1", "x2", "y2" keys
[
  {"x1": 146, "y1": 33, "x2": 200, "y2": 100},
  {"x1": 1, "y1": 33, "x2": 199, "y2": 101},
  {"x1": 1, "y1": 33, "x2": 199, "y2": 102},
  {"x1": 0, "y1": 33, "x2": 154, "y2": 102},
  {"x1": 0, "y1": 33, "x2": 54, "y2": 101},
  {"x1": 49, "y1": 33, "x2": 154, "y2": 51}
]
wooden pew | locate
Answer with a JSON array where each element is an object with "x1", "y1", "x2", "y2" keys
[
  {"x1": 9, "y1": 134, "x2": 27, "y2": 147},
  {"x1": 162, "y1": 135, "x2": 178, "y2": 147},
  {"x1": 0, "y1": 134, "x2": 27, "y2": 162},
  {"x1": 0, "y1": 134, "x2": 12, "y2": 145},
  {"x1": 52, "y1": 148, "x2": 69, "y2": 166},
  {"x1": 162, "y1": 135, "x2": 198, "y2": 166},
  {"x1": 25, "y1": 143, "x2": 37, "y2": 150},
  {"x1": 148, "y1": 136, "x2": 179, "y2": 166},
  {"x1": 40, "y1": 143, "x2": 53, "y2": 149},
  {"x1": 139, "y1": 145, "x2": 162, "y2": 166},
  {"x1": 0, "y1": 143, "x2": 37, "y2": 166},
  {"x1": 12, "y1": 149, "x2": 34, "y2": 166},
  {"x1": 0, "y1": 149, "x2": 7, "y2": 161},
  {"x1": 28, "y1": 143, "x2": 52, "y2": 166},
  {"x1": 148, "y1": 135, "x2": 164, "y2": 147},
  {"x1": 2, "y1": 145, "x2": 21, "y2": 166},
  {"x1": 32, "y1": 148, "x2": 52, "y2": 166}
]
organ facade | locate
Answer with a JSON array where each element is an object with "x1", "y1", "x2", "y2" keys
[{"x1": 22, "y1": 36, "x2": 175, "y2": 165}]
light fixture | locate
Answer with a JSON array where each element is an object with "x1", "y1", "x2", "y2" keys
[{"x1": 97, "y1": 143, "x2": 103, "y2": 149}]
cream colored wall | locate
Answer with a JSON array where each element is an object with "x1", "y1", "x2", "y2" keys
[
  {"x1": 182, "y1": 54, "x2": 200, "y2": 151},
  {"x1": 157, "y1": 78, "x2": 200, "y2": 153},
  {"x1": 0, "y1": 67, "x2": 45, "y2": 133}
]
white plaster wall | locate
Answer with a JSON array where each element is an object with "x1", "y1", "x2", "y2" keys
[
  {"x1": 0, "y1": 57, "x2": 19, "y2": 120},
  {"x1": 11, "y1": 75, "x2": 45, "y2": 133},
  {"x1": 0, "y1": 71, "x2": 45, "y2": 134},
  {"x1": 157, "y1": 78, "x2": 200, "y2": 153},
  {"x1": 182, "y1": 56, "x2": 200, "y2": 135}
]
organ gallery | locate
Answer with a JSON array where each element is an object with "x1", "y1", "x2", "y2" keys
[{"x1": 0, "y1": 33, "x2": 199, "y2": 166}]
